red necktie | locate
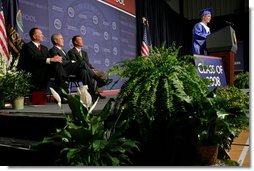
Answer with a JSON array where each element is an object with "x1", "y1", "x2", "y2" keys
[{"x1": 38, "y1": 45, "x2": 41, "y2": 51}]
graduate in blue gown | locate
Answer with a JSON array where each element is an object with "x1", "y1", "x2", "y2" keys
[{"x1": 192, "y1": 8, "x2": 212, "y2": 55}]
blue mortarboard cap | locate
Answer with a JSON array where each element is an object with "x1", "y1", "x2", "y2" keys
[{"x1": 199, "y1": 8, "x2": 212, "y2": 16}]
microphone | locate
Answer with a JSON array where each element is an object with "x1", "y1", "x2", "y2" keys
[{"x1": 224, "y1": 20, "x2": 234, "y2": 26}]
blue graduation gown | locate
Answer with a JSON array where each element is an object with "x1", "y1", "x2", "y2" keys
[{"x1": 192, "y1": 22, "x2": 210, "y2": 55}]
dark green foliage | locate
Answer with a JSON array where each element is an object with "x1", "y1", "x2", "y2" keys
[
  {"x1": 215, "y1": 86, "x2": 249, "y2": 138},
  {"x1": 192, "y1": 86, "x2": 248, "y2": 161},
  {"x1": 0, "y1": 68, "x2": 31, "y2": 101},
  {"x1": 234, "y1": 71, "x2": 249, "y2": 89},
  {"x1": 32, "y1": 94, "x2": 139, "y2": 166}
]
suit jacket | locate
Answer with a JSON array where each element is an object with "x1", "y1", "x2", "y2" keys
[
  {"x1": 67, "y1": 47, "x2": 94, "y2": 69},
  {"x1": 49, "y1": 46, "x2": 70, "y2": 66},
  {"x1": 18, "y1": 41, "x2": 51, "y2": 90},
  {"x1": 19, "y1": 41, "x2": 49, "y2": 72}
]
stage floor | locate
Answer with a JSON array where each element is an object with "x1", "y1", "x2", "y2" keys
[{"x1": 0, "y1": 94, "x2": 118, "y2": 118}]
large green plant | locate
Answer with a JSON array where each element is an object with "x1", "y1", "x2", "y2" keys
[
  {"x1": 109, "y1": 44, "x2": 213, "y2": 165},
  {"x1": 193, "y1": 92, "x2": 233, "y2": 147},
  {"x1": 32, "y1": 92, "x2": 139, "y2": 166},
  {"x1": 109, "y1": 44, "x2": 209, "y2": 139},
  {"x1": 193, "y1": 86, "x2": 249, "y2": 160}
]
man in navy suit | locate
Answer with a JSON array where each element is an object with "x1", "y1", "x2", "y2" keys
[{"x1": 192, "y1": 8, "x2": 212, "y2": 55}]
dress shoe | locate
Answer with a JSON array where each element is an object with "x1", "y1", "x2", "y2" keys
[
  {"x1": 97, "y1": 79, "x2": 113, "y2": 88},
  {"x1": 105, "y1": 79, "x2": 113, "y2": 85}
]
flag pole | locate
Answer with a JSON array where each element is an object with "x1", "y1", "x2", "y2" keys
[{"x1": 141, "y1": 17, "x2": 152, "y2": 56}]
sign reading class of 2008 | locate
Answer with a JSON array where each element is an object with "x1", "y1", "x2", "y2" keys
[{"x1": 194, "y1": 55, "x2": 227, "y2": 90}]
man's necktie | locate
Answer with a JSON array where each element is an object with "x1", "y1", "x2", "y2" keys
[
  {"x1": 79, "y1": 50, "x2": 82, "y2": 57},
  {"x1": 61, "y1": 49, "x2": 66, "y2": 56},
  {"x1": 38, "y1": 44, "x2": 41, "y2": 51}
]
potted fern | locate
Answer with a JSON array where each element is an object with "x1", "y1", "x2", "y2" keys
[{"x1": 109, "y1": 44, "x2": 211, "y2": 165}]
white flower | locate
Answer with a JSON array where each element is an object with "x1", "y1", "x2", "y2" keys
[
  {"x1": 88, "y1": 97, "x2": 99, "y2": 114},
  {"x1": 77, "y1": 85, "x2": 92, "y2": 108},
  {"x1": 49, "y1": 87, "x2": 61, "y2": 107},
  {"x1": 77, "y1": 85, "x2": 99, "y2": 114}
]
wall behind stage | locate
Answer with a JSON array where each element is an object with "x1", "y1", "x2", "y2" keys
[{"x1": 19, "y1": 0, "x2": 137, "y2": 90}]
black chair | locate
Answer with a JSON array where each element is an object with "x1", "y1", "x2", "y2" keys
[
  {"x1": 67, "y1": 75, "x2": 81, "y2": 93},
  {"x1": 47, "y1": 75, "x2": 80, "y2": 102},
  {"x1": 47, "y1": 77, "x2": 57, "y2": 102}
]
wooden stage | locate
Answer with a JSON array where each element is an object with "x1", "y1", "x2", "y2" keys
[{"x1": 229, "y1": 130, "x2": 250, "y2": 166}]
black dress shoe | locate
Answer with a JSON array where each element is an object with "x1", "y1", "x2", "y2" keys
[
  {"x1": 105, "y1": 79, "x2": 113, "y2": 85},
  {"x1": 97, "y1": 79, "x2": 113, "y2": 88}
]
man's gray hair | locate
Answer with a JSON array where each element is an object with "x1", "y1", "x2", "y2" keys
[{"x1": 51, "y1": 33, "x2": 62, "y2": 45}]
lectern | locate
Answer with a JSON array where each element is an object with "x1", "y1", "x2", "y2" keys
[{"x1": 206, "y1": 26, "x2": 237, "y2": 85}]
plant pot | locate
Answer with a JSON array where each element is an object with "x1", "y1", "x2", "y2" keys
[
  {"x1": 197, "y1": 144, "x2": 219, "y2": 165},
  {"x1": 13, "y1": 96, "x2": 25, "y2": 110}
]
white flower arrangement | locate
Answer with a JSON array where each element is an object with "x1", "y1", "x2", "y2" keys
[{"x1": 49, "y1": 86, "x2": 99, "y2": 114}]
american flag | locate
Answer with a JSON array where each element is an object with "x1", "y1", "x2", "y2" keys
[
  {"x1": 141, "y1": 17, "x2": 152, "y2": 56},
  {"x1": 3, "y1": 0, "x2": 24, "y2": 67},
  {"x1": 0, "y1": 0, "x2": 9, "y2": 62}
]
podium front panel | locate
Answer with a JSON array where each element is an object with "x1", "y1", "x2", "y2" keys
[{"x1": 206, "y1": 26, "x2": 237, "y2": 53}]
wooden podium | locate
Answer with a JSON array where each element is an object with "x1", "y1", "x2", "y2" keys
[{"x1": 206, "y1": 26, "x2": 237, "y2": 85}]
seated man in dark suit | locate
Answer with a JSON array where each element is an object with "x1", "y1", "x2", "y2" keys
[
  {"x1": 49, "y1": 33, "x2": 110, "y2": 98},
  {"x1": 18, "y1": 28, "x2": 67, "y2": 95},
  {"x1": 68, "y1": 35, "x2": 112, "y2": 98}
]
